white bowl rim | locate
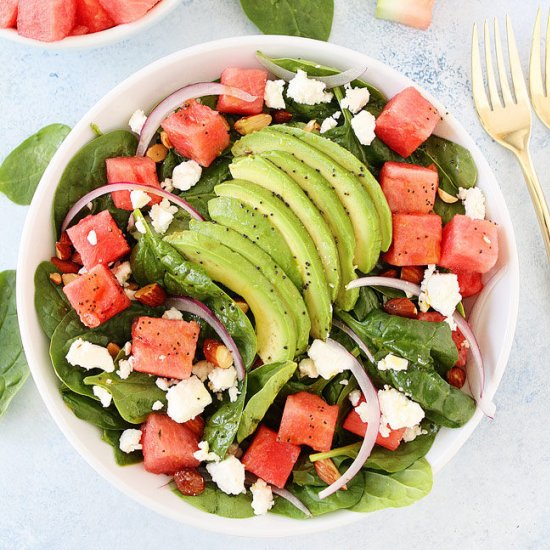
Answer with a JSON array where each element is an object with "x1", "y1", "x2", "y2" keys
[{"x1": 16, "y1": 34, "x2": 520, "y2": 537}]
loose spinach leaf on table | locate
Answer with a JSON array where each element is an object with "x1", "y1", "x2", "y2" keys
[
  {"x1": 241, "y1": 1, "x2": 334, "y2": 41},
  {"x1": 0, "y1": 271, "x2": 29, "y2": 416},
  {"x1": 102, "y1": 429, "x2": 143, "y2": 466},
  {"x1": 0, "y1": 124, "x2": 71, "y2": 205}
]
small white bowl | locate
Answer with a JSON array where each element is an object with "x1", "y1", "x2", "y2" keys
[
  {"x1": 0, "y1": 0, "x2": 181, "y2": 50},
  {"x1": 17, "y1": 35, "x2": 519, "y2": 537}
]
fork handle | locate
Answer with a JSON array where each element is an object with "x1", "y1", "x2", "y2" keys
[{"x1": 516, "y1": 149, "x2": 550, "y2": 261}]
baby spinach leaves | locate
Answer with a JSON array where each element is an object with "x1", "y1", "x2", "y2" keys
[
  {"x1": 0, "y1": 124, "x2": 71, "y2": 205},
  {"x1": 101, "y1": 429, "x2": 143, "y2": 466}
]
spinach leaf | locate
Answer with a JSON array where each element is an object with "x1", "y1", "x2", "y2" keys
[
  {"x1": 433, "y1": 197, "x2": 466, "y2": 225},
  {"x1": 237, "y1": 361, "x2": 296, "y2": 442},
  {"x1": 241, "y1": 0, "x2": 334, "y2": 41},
  {"x1": 283, "y1": 95, "x2": 339, "y2": 122},
  {"x1": 102, "y1": 429, "x2": 143, "y2": 466},
  {"x1": 278, "y1": 374, "x2": 332, "y2": 400},
  {"x1": 53, "y1": 130, "x2": 137, "y2": 233},
  {"x1": 351, "y1": 458, "x2": 432, "y2": 513},
  {"x1": 0, "y1": 271, "x2": 29, "y2": 416},
  {"x1": 0, "y1": 124, "x2": 71, "y2": 205},
  {"x1": 34, "y1": 261, "x2": 71, "y2": 338},
  {"x1": 352, "y1": 286, "x2": 381, "y2": 321}
]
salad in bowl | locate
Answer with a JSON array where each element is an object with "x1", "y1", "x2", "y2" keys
[{"x1": 29, "y1": 43, "x2": 509, "y2": 525}]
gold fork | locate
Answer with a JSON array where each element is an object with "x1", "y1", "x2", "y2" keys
[
  {"x1": 472, "y1": 17, "x2": 550, "y2": 259},
  {"x1": 530, "y1": 8, "x2": 550, "y2": 129}
]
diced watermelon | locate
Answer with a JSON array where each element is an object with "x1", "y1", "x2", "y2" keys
[
  {"x1": 376, "y1": 0, "x2": 435, "y2": 30},
  {"x1": 105, "y1": 156, "x2": 161, "y2": 211},
  {"x1": 98, "y1": 0, "x2": 160, "y2": 24},
  {"x1": 0, "y1": 0, "x2": 18, "y2": 28},
  {"x1": 75, "y1": 0, "x2": 114, "y2": 33},
  {"x1": 184, "y1": 416, "x2": 205, "y2": 440},
  {"x1": 383, "y1": 213, "x2": 442, "y2": 266},
  {"x1": 161, "y1": 100, "x2": 230, "y2": 167},
  {"x1": 141, "y1": 413, "x2": 200, "y2": 475},
  {"x1": 217, "y1": 68, "x2": 268, "y2": 116},
  {"x1": 63, "y1": 264, "x2": 131, "y2": 328},
  {"x1": 375, "y1": 87, "x2": 440, "y2": 157},
  {"x1": 242, "y1": 425, "x2": 301, "y2": 489},
  {"x1": 454, "y1": 269, "x2": 484, "y2": 298},
  {"x1": 66, "y1": 210, "x2": 130, "y2": 270},
  {"x1": 439, "y1": 215, "x2": 499, "y2": 274},
  {"x1": 70, "y1": 24, "x2": 88, "y2": 35},
  {"x1": 131, "y1": 317, "x2": 200, "y2": 379},
  {"x1": 277, "y1": 392, "x2": 338, "y2": 452},
  {"x1": 17, "y1": 0, "x2": 76, "y2": 42},
  {"x1": 380, "y1": 161, "x2": 439, "y2": 214}
]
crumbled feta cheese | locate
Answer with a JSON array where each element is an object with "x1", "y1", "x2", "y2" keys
[
  {"x1": 341, "y1": 84, "x2": 371, "y2": 114},
  {"x1": 135, "y1": 219, "x2": 146, "y2": 234},
  {"x1": 161, "y1": 178, "x2": 174, "y2": 192},
  {"x1": 119, "y1": 428, "x2": 142, "y2": 453},
  {"x1": 378, "y1": 354, "x2": 409, "y2": 372},
  {"x1": 162, "y1": 307, "x2": 184, "y2": 321},
  {"x1": 129, "y1": 109, "x2": 147, "y2": 134},
  {"x1": 418, "y1": 265, "x2": 462, "y2": 318},
  {"x1": 250, "y1": 479, "x2": 274, "y2": 515},
  {"x1": 208, "y1": 366, "x2": 238, "y2": 393},
  {"x1": 123, "y1": 341, "x2": 132, "y2": 355},
  {"x1": 155, "y1": 377, "x2": 178, "y2": 391},
  {"x1": 192, "y1": 360, "x2": 215, "y2": 382},
  {"x1": 402, "y1": 424, "x2": 427, "y2": 443},
  {"x1": 66, "y1": 339, "x2": 115, "y2": 372},
  {"x1": 264, "y1": 79, "x2": 286, "y2": 109},
  {"x1": 206, "y1": 456, "x2": 246, "y2": 495},
  {"x1": 150, "y1": 199, "x2": 177, "y2": 235},
  {"x1": 193, "y1": 440, "x2": 221, "y2": 463},
  {"x1": 378, "y1": 386, "x2": 425, "y2": 435},
  {"x1": 351, "y1": 110, "x2": 376, "y2": 145},
  {"x1": 298, "y1": 358, "x2": 318, "y2": 378},
  {"x1": 166, "y1": 375, "x2": 212, "y2": 423},
  {"x1": 320, "y1": 115, "x2": 338, "y2": 134},
  {"x1": 93, "y1": 386, "x2": 112, "y2": 408},
  {"x1": 287, "y1": 69, "x2": 333, "y2": 105},
  {"x1": 458, "y1": 187, "x2": 486, "y2": 220},
  {"x1": 87, "y1": 230, "x2": 97, "y2": 246},
  {"x1": 172, "y1": 160, "x2": 202, "y2": 191},
  {"x1": 355, "y1": 401, "x2": 371, "y2": 423},
  {"x1": 151, "y1": 400, "x2": 164, "y2": 411},
  {"x1": 339, "y1": 379, "x2": 349, "y2": 386},
  {"x1": 116, "y1": 357, "x2": 133, "y2": 380},
  {"x1": 112, "y1": 261, "x2": 132, "y2": 287},
  {"x1": 130, "y1": 190, "x2": 151, "y2": 209},
  {"x1": 307, "y1": 339, "x2": 355, "y2": 380},
  {"x1": 348, "y1": 389, "x2": 362, "y2": 407},
  {"x1": 87, "y1": 201, "x2": 93, "y2": 211},
  {"x1": 228, "y1": 383, "x2": 240, "y2": 403}
]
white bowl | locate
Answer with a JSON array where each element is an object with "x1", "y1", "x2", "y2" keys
[
  {"x1": 0, "y1": 0, "x2": 180, "y2": 50},
  {"x1": 16, "y1": 35, "x2": 519, "y2": 537}
]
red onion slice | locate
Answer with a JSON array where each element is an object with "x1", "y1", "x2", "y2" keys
[
  {"x1": 60, "y1": 182, "x2": 203, "y2": 233},
  {"x1": 318, "y1": 339, "x2": 379, "y2": 500},
  {"x1": 136, "y1": 82, "x2": 256, "y2": 157},
  {"x1": 166, "y1": 296, "x2": 245, "y2": 380},
  {"x1": 332, "y1": 319, "x2": 375, "y2": 363}
]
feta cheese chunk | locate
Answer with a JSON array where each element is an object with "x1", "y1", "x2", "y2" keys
[
  {"x1": 116, "y1": 357, "x2": 133, "y2": 380},
  {"x1": 161, "y1": 178, "x2": 174, "y2": 192},
  {"x1": 377, "y1": 354, "x2": 409, "y2": 372},
  {"x1": 250, "y1": 479, "x2": 275, "y2": 515},
  {"x1": 418, "y1": 265, "x2": 462, "y2": 319},
  {"x1": 86, "y1": 230, "x2": 97, "y2": 246},
  {"x1": 351, "y1": 110, "x2": 376, "y2": 146},
  {"x1": 355, "y1": 401, "x2": 371, "y2": 423},
  {"x1": 287, "y1": 69, "x2": 333, "y2": 105},
  {"x1": 135, "y1": 219, "x2": 146, "y2": 234},
  {"x1": 66, "y1": 339, "x2": 115, "y2": 373},
  {"x1": 119, "y1": 428, "x2": 142, "y2": 453},
  {"x1": 341, "y1": 84, "x2": 371, "y2": 114},
  {"x1": 162, "y1": 307, "x2": 184, "y2": 321},
  {"x1": 228, "y1": 384, "x2": 240, "y2": 403},
  {"x1": 93, "y1": 386, "x2": 112, "y2": 408},
  {"x1": 130, "y1": 189, "x2": 151, "y2": 209},
  {"x1": 129, "y1": 109, "x2": 147, "y2": 135},
  {"x1": 166, "y1": 375, "x2": 212, "y2": 423},
  {"x1": 348, "y1": 389, "x2": 362, "y2": 407},
  {"x1": 151, "y1": 400, "x2": 164, "y2": 411},
  {"x1": 298, "y1": 358, "x2": 318, "y2": 378},
  {"x1": 172, "y1": 160, "x2": 202, "y2": 191},
  {"x1": 307, "y1": 339, "x2": 355, "y2": 380},
  {"x1": 402, "y1": 424, "x2": 427, "y2": 443},
  {"x1": 206, "y1": 456, "x2": 246, "y2": 495},
  {"x1": 320, "y1": 112, "x2": 341, "y2": 134},
  {"x1": 378, "y1": 386, "x2": 425, "y2": 436},
  {"x1": 150, "y1": 198, "x2": 177, "y2": 235},
  {"x1": 193, "y1": 440, "x2": 221, "y2": 463},
  {"x1": 264, "y1": 79, "x2": 286, "y2": 109},
  {"x1": 458, "y1": 186, "x2": 486, "y2": 220},
  {"x1": 155, "y1": 377, "x2": 178, "y2": 392},
  {"x1": 112, "y1": 261, "x2": 132, "y2": 287},
  {"x1": 208, "y1": 366, "x2": 238, "y2": 392}
]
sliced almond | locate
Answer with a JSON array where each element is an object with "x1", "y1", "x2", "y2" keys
[
  {"x1": 135, "y1": 283, "x2": 167, "y2": 307},
  {"x1": 62, "y1": 273, "x2": 79, "y2": 285},
  {"x1": 146, "y1": 143, "x2": 168, "y2": 163},
  {"x1": 234, "y1": 113, "x2": 273, "y2": 136},
  {"x1": 49, "y1": 273, "x2": 62, "y2": 285},
  {"x1": 203, "y1": 339, "x2": 233, "y2": 369},
  {"x1": 314, "y1": 458, "x2": 347, "y2": 490},
  {"x1": 107, "y1": 342, "x2": 121, "y2": 359},
  {"x1": 304, "y1": 119, "x2": 320, "y2": 133},
  {"x1": 160, "y1": 131, "x2": 173, "y2": 149},
  {"x1": 438, "y1": 188, "x2": 459, "y2": 204}
]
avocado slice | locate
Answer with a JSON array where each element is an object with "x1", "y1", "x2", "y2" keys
[
  {"x1": 215, "y1": 180, "x2": 332, "y2": 340},
  {"x1": 207, "y1": 196, "x2": 302, "y2": 289},
  {"x1": 166, "y1": 230, "x2": 296, "y2": 363},
  {"x1": 232, "y1": 128, "x2": 381, "y2": 273},
  {"x1": 272, "y1": 125, "x2": 393, "y2": 252},
  {"x1": 260, "y1": 150, "x2": 359, "y2": 311},
  {"x1": 189, "y1": 219, "x2": 310, "y2": 354},
  {"x1": 230, "y1": 155, "x2": 340, "y2": 302}
]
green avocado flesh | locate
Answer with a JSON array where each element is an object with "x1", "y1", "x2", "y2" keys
[
  {"x1": 166, "y1": 230, "x2": 296, "y2": 363},
  {"x1": 272, "y1": 125, "x2": 393, "y2": 252},
  {"x1": 189, "y1": 219, "x2": 310, "y2": 354},
  {"x1": 232, "y1": 128, "x2": 382, "y2": 274},
  {"x1": 229, "y1": 155, "x2": 340, "y2": 302},
  {"x1": 215, "y1": 180, "x2": 332, "y2": 340}
]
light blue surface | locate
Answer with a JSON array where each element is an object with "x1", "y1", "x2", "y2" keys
[{"x1": 1, "y1": 1, "x2": 549, "y2": 549}]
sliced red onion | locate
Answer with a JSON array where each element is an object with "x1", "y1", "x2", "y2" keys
[
  {"x1": 166, "y1": 296, "x2": 245, "y2": 380},
  {"x1": 332, "y1": 319, "x2": 375, "y2": 363},
  {"x1": 136, "y1": 83, "x2": 256, "y2": 157},
  {"x1": 318, "y1": 339, "x2": 379, "y2": 500},
  {"x1": 347, "y1": 276, "x2": 421, "y2": 295},
  {"x1": 60, "y1": 182, "x2": 203, "y2": 233}
]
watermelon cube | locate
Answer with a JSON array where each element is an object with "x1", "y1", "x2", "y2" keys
[
  {"x1": 242, "y1": 425, "x2": 301, "y2": 489},
  {"x1": 383, "y1": 213, "x2": 442, "y2": 266},
  {"x1": 66, "y1": 210, "x2": 131, "y2": 270},
  {"x1": 454, "y1": 269, "x2": 483, "y2": 298},
  {"x1": 98, "y1": 0, "x2": 160, "y2": 24},
  {"x1": 439, "y1": 215, "x2": 498, "y2": 274},
  {"x1": 217, "y1": 68, "x2": 268, "y2": 116},
  {"x1": 141, "y1": 413, "x2": 201, "y2": 475},
  {"x1": 0, "y1": 0, "x2": 18, "y2": 28},
  {"x1": 17, "y1": 0, "x2": 76, "y2": 42},
  {"x1": 105, "y1": 156, "x2": 161, "y2": 211},
  {"x1": 63, "y1": 264, "x2": 131, "y2": 328},
  {"x1": 75, "y1": 0, "x2": 114, "y2": 33},
  {"x1": 277, "y1": 392, "x2": 338, "y2": 452},
  {"x1": 380, "y1": 161, "x2": 439, "y2": 214},
  {"x1": 375, "y1": 87, "x2": 440, "y2": 157},
  {"x1": 131, "y1": 317, "x2": 200, "y2": 379},
  {"x1": 161, "y1": 100, "x2": 230, "y2": 167}
]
